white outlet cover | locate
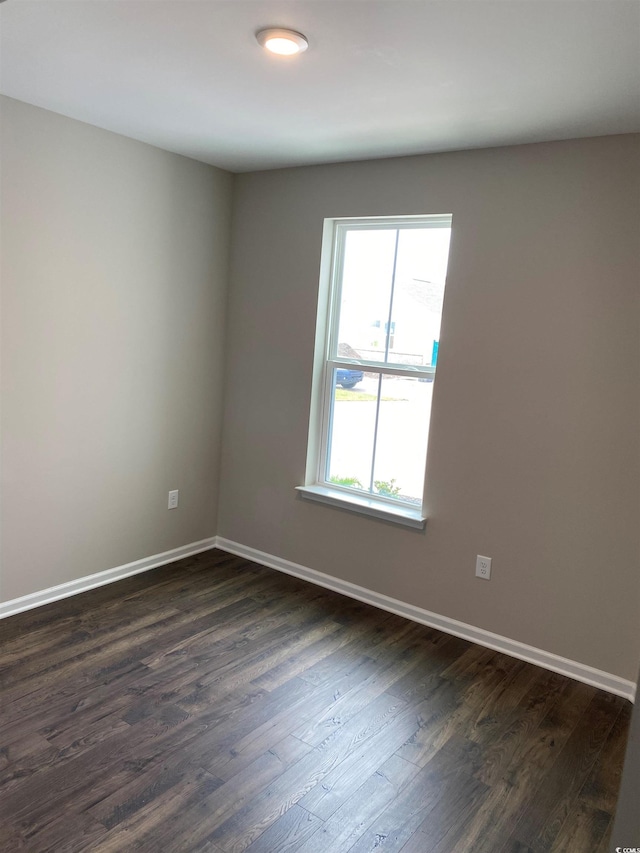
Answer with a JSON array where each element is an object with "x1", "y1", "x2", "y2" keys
[
  {"x1": 475, "y1": 555, "x2": 492, "y2": 580},
  {"x1": 168, "y1": 489, "x2": 179, "y2": 509}
]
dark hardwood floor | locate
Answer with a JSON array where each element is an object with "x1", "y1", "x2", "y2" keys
[{"x1": 0, "y1": 549, "x2": 631, "y2": 852}]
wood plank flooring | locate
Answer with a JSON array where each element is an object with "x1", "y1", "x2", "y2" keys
[{"x1": 0, "y1": 549, "x2": 631, "y2": 852}]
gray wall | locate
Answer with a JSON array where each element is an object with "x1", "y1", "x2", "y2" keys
[
  {"x1": 0, "y1": 97, "x2": 233, "y2": 601},
  {"x1": 219, "y1": 135, "x2": 640, "y2": 682}
]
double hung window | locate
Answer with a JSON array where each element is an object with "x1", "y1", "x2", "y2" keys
[{"x1": 300, "y1": 215, "x2": 452, "y2": 527}]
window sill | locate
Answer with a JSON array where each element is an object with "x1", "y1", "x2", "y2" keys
[{"x1": 295, "y1": 485, "x2": 426, "y2": 529}]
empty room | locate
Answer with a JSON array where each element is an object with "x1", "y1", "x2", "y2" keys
[{"x1": 1, "y1": 1, "x2": 639, "y2": 851}]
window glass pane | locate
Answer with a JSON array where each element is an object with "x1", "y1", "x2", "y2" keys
[
  {"x1": 334, "y1": 228, "x2": 397, "y2": 362},
  {"x1": 371, "y1": 374, "x2": 434, "y2": 505},
  {"x1": 326, "y1": 370, "x2": 434, "y2": 505},
  {"x1": 387, "y1": 227, "x2": 452, "y2": 368},
  {"x1": 326, "y1": 367, "x2": 377, "y2": 493}
]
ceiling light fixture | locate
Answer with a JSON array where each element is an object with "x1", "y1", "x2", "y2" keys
[{"x1": 256, "y1": 28, "x2": 308, "y2": 56}]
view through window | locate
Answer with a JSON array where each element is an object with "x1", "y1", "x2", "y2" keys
[{"x1": 318, "y1": 216, "x2": 452, "y2": 511}]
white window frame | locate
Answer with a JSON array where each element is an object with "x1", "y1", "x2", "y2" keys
[{"x1": 297, "y1": 214, "x2": 452, "y2": 528}]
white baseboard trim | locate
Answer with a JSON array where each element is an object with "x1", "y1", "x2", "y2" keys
[
  {"x1": 2, "y1": 533, "x2": 634, "y2": 703},
  {"x1": 215, "y1": 537, "x2": 637, "y2": 703},
  {"x1": 0, "y1": 537, "x2": 217, "y2": 620}
]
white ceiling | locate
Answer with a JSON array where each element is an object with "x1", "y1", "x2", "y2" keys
[{"x1": 1, "y1": 0, "x2": 639, "y2": 173}]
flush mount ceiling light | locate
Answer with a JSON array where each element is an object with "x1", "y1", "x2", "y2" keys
[{"x1": 256, "y1": 28, "x2": 308, "y2": 56}]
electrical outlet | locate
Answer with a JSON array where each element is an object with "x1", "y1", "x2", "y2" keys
[
  {"x1": 168, "y1": 490, "x2": 179, "y2": 510},
  {"x1": 475, "y1": 555, "x2": 492, "y2": 580}
]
